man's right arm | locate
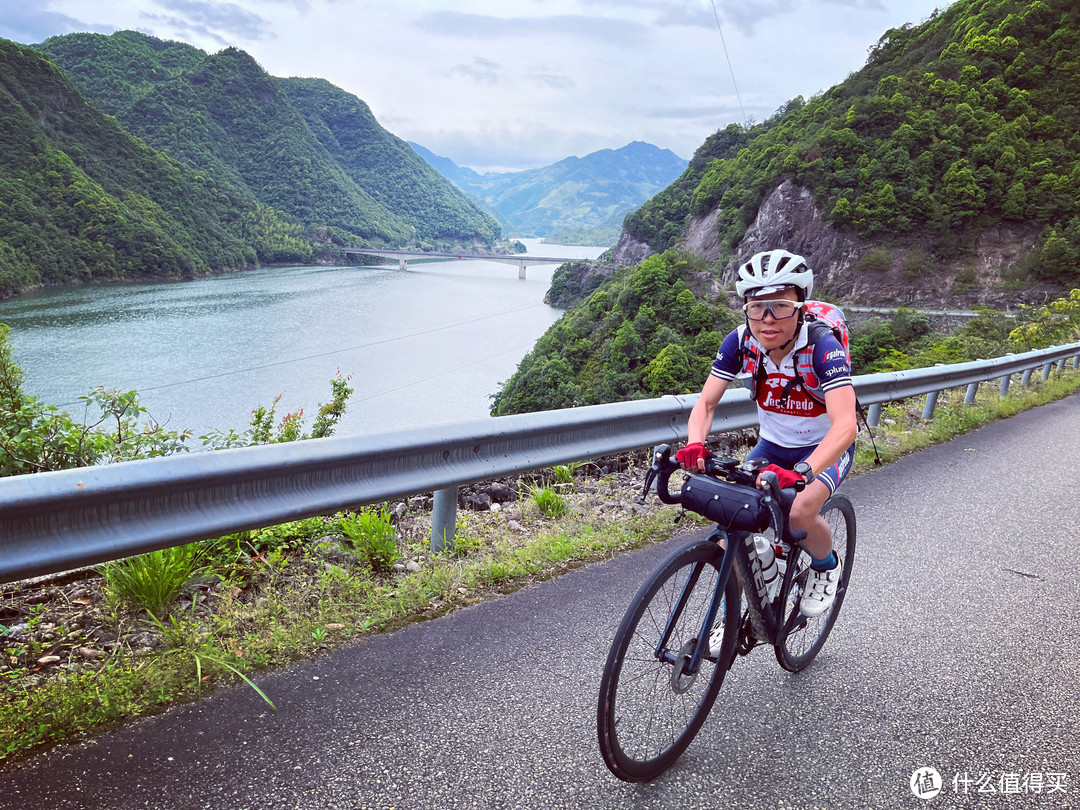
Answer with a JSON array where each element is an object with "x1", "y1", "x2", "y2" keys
[
  {"x1": 687, "y1": 374, "x2": 730, "y2": 447},
  {"x1": 687, "y1": 329, "x2": 741, "y2": 445}
]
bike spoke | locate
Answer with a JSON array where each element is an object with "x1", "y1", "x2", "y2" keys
[
  {"x1": 775, "y1": 494, "x2": 856, "y2": 672},
  {"x1": 598, "y1": 540, "x2": 739, "y2": 780}
]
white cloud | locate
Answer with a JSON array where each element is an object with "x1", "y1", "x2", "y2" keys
[
  {"x1": 151, "y1": 0, "x2": 273, "y2": 41},
  {"x1": 526, "y1": 69, "x2": 576, "y2": 90},
  {"x1": 448, "y1": 56, "x2": 502, "y2": 85},
  {"x1": 412, "y1": 10, "x2": 650, "y2": 44},
  {"x1": 0, "y1": 0, "x2": 106, "y2": 41},
  {"x1": 9, "y1": 0, "x2": 956, "y2": 170}
]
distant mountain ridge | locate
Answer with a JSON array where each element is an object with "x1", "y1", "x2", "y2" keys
[
  {"x1": 409, "y1": 141, "x2": 687, "y2": 244},
  {"x1": 36, "y1": 30, "x2": 500, "y2": 251}
]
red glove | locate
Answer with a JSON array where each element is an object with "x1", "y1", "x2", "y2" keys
[
  {"x1": 675, "y1": 442, "x2": 711, "y2": 468},
  {"x1": 762, "y1": 463, "x2": 803, "y2": 489}
]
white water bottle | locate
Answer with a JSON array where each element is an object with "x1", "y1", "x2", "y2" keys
[{"x1": 753, "y1": 534, "x2": 780, "y2": 601}]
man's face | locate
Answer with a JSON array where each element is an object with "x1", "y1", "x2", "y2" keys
[{"x1": 745, "y1": 288, "x2": 801, "y2": 352}]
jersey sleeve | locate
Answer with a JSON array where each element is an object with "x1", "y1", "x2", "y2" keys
[
  {"x1": 709, "y1": 329, "x2": 742, "y2": 381},
  {"x1": 812, "y1": 333, "x2": 852, "y2": 393}
]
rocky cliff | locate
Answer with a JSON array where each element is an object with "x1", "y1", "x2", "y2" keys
[{"x1": 604, "y1": 178, "x2": 1048, "y2": 310}]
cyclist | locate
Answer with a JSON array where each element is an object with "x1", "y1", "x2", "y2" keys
[{"x1": 675, "y1": 249, "x2": 857, "y2": 618}]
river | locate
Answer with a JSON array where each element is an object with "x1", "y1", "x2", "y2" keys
[{"x1": 0, "y1": 240, "x2": 604, "y2": 439}]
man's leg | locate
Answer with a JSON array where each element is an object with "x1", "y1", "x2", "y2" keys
[
  {"x1": 789, "y1": 480, "x2": 832, "y2": 559},
  {"x1": 789, "y1": 480, "x2": 839, "y2": 618}
]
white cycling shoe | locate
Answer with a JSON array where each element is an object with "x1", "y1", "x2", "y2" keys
[{"x1": 800, "y1": 564, "x2": 839, "y2": 618}]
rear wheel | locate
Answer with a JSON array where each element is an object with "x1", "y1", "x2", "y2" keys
[
  {"x1": 774, "y1": 493, "x2": 856, "y2": 672},
  {"x1": 597, "y1": 539, "x2": 740, "y2": 781}
]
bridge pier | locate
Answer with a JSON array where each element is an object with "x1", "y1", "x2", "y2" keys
[
  {"x1": 518, "y1": 265, "x2": 526, "y2": 280},
  {"x1": 399, "y1": 258, "x2": 407, "y2": 271}
]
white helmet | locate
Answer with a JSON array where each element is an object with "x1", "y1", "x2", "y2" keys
[{"x1": 735, "y1": 249, "x2": 814, "y2": 299}]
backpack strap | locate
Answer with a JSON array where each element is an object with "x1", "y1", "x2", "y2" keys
[
  {"x1": 785, "y1": 323, "x2": 826, "y2": 409},
  {"x1": 804, "y1": 317, "x2": 883, "y2": 465},
  {"x1": 736, "y1": 325, "x2": 768, "y2": 402}
]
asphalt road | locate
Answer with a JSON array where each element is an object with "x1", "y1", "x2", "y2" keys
[{"x1": 2, "y1": 395, "x2": 1079, "y2": 809}]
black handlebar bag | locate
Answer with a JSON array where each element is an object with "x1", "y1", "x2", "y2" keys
[{"x1": 680, "y1": 476, "x2": 769, "y2": 532}]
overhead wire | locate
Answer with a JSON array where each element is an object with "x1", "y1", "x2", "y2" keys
[
  {"x1": 350, "y1": 341, "x2": 536, "y2": 403},
  {"x1": 709, "y1": 0, "x2": 747, "y2": 125}
]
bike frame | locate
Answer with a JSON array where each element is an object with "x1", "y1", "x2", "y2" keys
[
  {"x1": 648, "y1": 448, "x2": 814, "y2": 677},
  {"x1": 654, "y1": 530, "x2": 737, "y2": 676},
  {"x1": 658, "y1": 527, "x2": 785, "y2": 677}
]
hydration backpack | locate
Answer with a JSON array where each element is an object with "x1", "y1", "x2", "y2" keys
[
  {"x1": 735, "y1": 300, "x2": 881, "y2": 464},
  {"x1": 736, "y1": 300, "x2": 850, "y2": 408}
]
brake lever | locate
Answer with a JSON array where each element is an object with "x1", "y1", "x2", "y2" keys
[{"x1": 639, "y1": 465, "x2": 659, "y2": 504}]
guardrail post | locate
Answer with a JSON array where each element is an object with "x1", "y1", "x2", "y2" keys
[
  {"x1": 1074, "y1": 355, "x2": 1080, "y2": 370},
  {"x1": 921, "y1": 391, "x2": 939, "y2": 421},
  {"x1": 964, "y1": 382, "x2": 979, "y2": 405},
  {"x1": 1042, "y1": 363, "x2": 1052, "y2": 382},
  {"x1": 1056, "y1": 357, "x2": 1067, "y2": 372},
  {"x1": 999, "y1": 374, "x2": 1011, "y2": 396},
  {"x1": 1020, "y1": 368, "x2": 1034, "y2": 387},
  {"x1": 867, "y1": 402, "x2": 882, "y2": 428},
  {"x1": 431, "y1": 487, "x2": 458, "y2": 553}
]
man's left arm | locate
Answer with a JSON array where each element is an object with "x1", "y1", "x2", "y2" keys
[{"x1": 802, "y1": 385, "x2": 858, "y2": 479}]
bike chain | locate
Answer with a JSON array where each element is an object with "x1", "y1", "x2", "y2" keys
[{"x1": 735, "y1": 610, "x2": 765, "y2": 658}]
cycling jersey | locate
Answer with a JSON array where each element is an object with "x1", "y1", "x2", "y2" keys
[{"x1": 709, "y1": 322, "x2": 853, "y2": 448}]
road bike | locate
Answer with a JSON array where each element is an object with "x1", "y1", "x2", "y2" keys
[{"x1": 596, "y1": 444, "x2": 856, "y2": 782}]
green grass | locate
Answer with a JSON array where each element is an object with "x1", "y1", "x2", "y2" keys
[
  {"x1": 529, "y1": 485, "x2": 568, "y2": 518},
  {"x1": 2, "y1": 366, "x2": 1079, "y2": 764},
  {"x1": 98, "y1": 544, "x2": 203, "y2": 616}
]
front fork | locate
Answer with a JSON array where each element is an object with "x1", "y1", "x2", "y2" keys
[{"x1": 654, "y1": 530, "x2": 738, "y2": 677}]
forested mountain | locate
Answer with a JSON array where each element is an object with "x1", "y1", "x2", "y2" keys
[
  {"x1": 35, "y1": 31, "x2": 498, "y2": 250},
  {"x1": 408, "y1": 142, "x2": 486, "y2": 193},
  {"x1": 411, "y1": 141, "x2": 687, "y2": 245},
  {"x1": 0, "y1": 38, "x2": 275, "y2": 297},
  {"x1": 618, "y1": 0, "x2": 1080, "y2": 295},
  {"x1": 493, "y1": 0, "x2": 1080, "y2": 415},
  {"x1": 284, "y1": 79, "x2": 498, "y2": 246}
]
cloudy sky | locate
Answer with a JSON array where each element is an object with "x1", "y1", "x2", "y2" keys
[{"x1": 2, "y1": 0, "x2": 954, "y2": 172}]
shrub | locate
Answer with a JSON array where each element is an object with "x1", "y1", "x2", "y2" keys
[
  {"x1": 99, "y1": 543, "x2": 204, "y2": 616},
  {"x1": 952, "y1": 265, "x2": 978, "y2": 294},
  {"x1": 902, "y1": 249, "x2": 933, "y2": 279},
  {"x1": 857, "y1": 249, "x2": 892, "y2": 273},
  {"x1": 340, "y1": 505, "x2": 400, "y2": 572}
]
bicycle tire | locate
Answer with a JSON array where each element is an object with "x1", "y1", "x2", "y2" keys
[
  {"x1": 597, "y1": 539, "x2": 740, "y2": 781},
  {"x1": 774, "y1": 492, "x2": 856, "y2": 673}
]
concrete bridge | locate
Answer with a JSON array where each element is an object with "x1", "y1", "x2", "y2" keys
[{"x1": 341, "y1": 248, "x2": 578, "y2": 279}]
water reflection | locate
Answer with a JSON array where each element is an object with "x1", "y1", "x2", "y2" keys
[{"x1": 0, "y1": 241, "x2": 603, "y2": 437}]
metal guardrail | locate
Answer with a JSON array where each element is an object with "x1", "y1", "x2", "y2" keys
[{"x1": 1, "y1": 341, "x2": 1078, "y2": 585}]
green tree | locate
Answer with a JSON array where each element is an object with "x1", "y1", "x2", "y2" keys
[
  {"x1": 1009, "y1": 289, "x2": 1080, "y2": 349},
  {"x1": 644, "y1": 344, "x2": 692, "y2": 395}
]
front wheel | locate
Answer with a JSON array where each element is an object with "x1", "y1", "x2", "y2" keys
[
  {"x1": 597, "y1": 539, "x2": 740, "y2": 782},
  {"x1": 774, "y1": 492, "x2": 856, "y2": 672}
]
